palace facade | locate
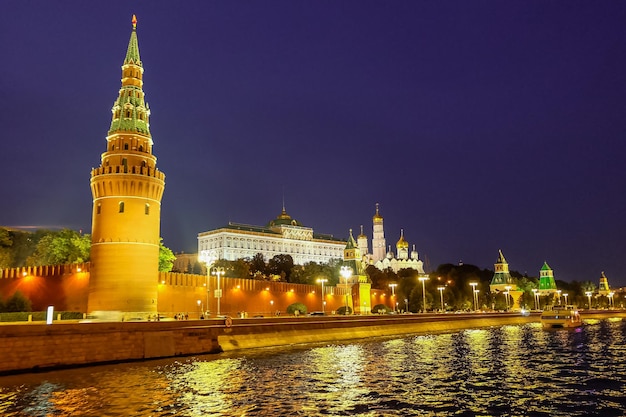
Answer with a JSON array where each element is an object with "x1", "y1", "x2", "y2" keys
[{"x1": 197, "y1": 207, "x2": 346, "y2": 265}]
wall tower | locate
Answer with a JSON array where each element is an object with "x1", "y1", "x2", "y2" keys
[{"x1": 88, "y1": 16, "x2": 165, "y2": 318}]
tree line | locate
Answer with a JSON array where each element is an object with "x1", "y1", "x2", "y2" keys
[{"x1": 0, "y1": 227, "x2": 176, "y2": 272}]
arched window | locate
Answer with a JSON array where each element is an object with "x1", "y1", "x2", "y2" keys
[
  {"x1": 119, "y1": 201, "x2": 125, "y2": 213},
  {"x1": 97, "y1": 204, "x2": 101, "y2": 215},
  {"x1": 145, "y1": 203, "x2": 150, "y2": 215},
  {"x1": 124, "y1": 144, "x2": 129, "y2": 150}
]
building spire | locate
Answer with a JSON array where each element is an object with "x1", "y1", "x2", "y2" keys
[
  {"x1": 125, "y1": 15, "x2": 141, "y2": 66},
  {"x1": 109, "y1": 15, "x2": 150, "y2": 137}
]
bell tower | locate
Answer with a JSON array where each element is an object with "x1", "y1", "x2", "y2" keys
[{"x1": 88, "y1": 16, "x2": 166, "y2": 319}]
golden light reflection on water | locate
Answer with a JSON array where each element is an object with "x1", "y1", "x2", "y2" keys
[{"x1": 2, "y1": 319, "x2": 626, "y2": 416}]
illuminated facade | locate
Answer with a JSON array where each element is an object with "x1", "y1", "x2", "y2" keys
[
  {"x1": 357, "y1": 204, "x2": 425, "y2": 274},
  {"x1": 197, "y1": 207, "x2": 345, "y2": 265},
  {"x1": 88, "y1": 16, "x2": 165, "y2": 317}
]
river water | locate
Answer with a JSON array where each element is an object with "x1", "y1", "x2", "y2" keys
[{"x1": 1, "y1": 317, "x2": 626, "y2": 416}]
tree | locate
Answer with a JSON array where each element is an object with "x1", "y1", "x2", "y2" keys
[
  {"x1": 27, "y1": 229, "x2": 91, "y2": 266},
  {"x1": 0, "y1": 228, "x2": 13, "y2": 269},
  {"x1": 158, "y1": 239, "x2": 176, "y2": 272},
  {"x1": 3, "y1": 291, "x2": 32, "y2": 312},
  {"x1": 249, "y1": 253, "x2": 267, "y2": 278},
  {"x1": 268, "y1": 254, "x2": 294, "y2": 281}
]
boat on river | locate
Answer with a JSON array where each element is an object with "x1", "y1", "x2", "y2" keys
[{"x1": 540, "y1": 305, "x2": 582, "y2": 329}]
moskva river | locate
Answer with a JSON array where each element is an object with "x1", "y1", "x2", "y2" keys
[{"x1": 1, "y1": 317, "x2": 626, "y2": 416}]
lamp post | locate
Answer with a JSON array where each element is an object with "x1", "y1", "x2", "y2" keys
[
  {"x1": 437, "y1": 286, "x2": 445, "y2": 312},
  {"x1": 405, "y1": 298, "x2": 409, "y2": 313},
  {"x1": 196, "y1": 299, "x2": 201, "y2": 319},
  {"x1": 474, "y1": 289, "x2": 480, "y2": 311},
  {"x1": 608, "y1": 292, "x2": 614, "y2": 308},
  {"x1": 504, "y1": 285, "x2": 512, "y2": 310},
  {"x1": 389, "y1": 283, "x2": 397, "y2": 311},
  {"x1": 317, "y1": 278, "x2": 327, "y2": 314},
  {"x1": 563, "y1": 293, "x2": 569, "y2": 305},
  {"x1": 585, "y1": 291, "x2": 593, "y2": 309},
  {"x1": 556, "y1": 290, "x2": 562, "y2": 305},
  {"x1": 419, "y1": 275, "x2": 429, "y2": 313},
  {"x1": 212, "y1": 266, "x2": 225, "y2": 317},
  {"x1": 532, "y1": 288, "x2": 538, "y2": 310},
  {"x1": 199, "y1": 252, "x2": 216, "y2": 316},
  {"x1": 469, "y1": 282, "x2": 477, "y2": 311},
  {"x1": 340, "y1": 266, "x2": 353, "y2": 315}
]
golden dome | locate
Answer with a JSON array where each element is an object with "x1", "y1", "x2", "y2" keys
[
  {"x1": 372, "y1": 203, "x2": 383, "y2": 222},
  {"x1": 396, "y1": 229, "x2": 409, "y2": 248}
]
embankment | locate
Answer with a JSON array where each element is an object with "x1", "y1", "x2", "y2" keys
[{"x1": 2, "y1": 310, "x2": 625, "y2": 375}]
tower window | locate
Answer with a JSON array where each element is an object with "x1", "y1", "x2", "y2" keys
[
  {"x1": 145, "y1": 203, "x2": 150, "y2": 215},
  {"x1": 119, "y1": 201, "x2": 125, "y2": 213},
  {"x1": 97, "y1": 204, "x2": 101, "y2": 215},
  {"x1": 124, "y1": 144, "x2": 129, "y2": 150}
]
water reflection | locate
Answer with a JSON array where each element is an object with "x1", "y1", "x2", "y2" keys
[{"x1": 2, "y1": 319, "x2": 626, "y2": 416}]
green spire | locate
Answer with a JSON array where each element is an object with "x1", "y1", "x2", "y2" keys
[
  {"x1": 108, "y1": 15, "x2": 151, "y2": 137},
  {"x1": 345, "y1": 229, "x2": 357, "y2": 250},
  {"x1": 124, "y1": 15, "x2": 142, "y2": 67}
]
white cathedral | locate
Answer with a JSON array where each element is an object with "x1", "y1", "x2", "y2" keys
[{"x1": 357, "y1": 204, "x2": 425, "y2": 274}]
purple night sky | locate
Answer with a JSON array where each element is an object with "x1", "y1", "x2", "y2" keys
[{"x1": 1, "y1": 1, "x2": 626, "y2": 285}]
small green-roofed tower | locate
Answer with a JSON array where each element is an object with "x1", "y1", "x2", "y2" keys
[
  {"x1": 538, "y1": 261, "x2": 558, "y2": 294},
  {"x1": 343, "y1": 229, "x2": 363, "y2": 275},
  {"x1": 598, "y1": 271, "x2": 611, "y2": 295},
  {"x1": 490, "y1": 250, "x2": 515, "y2": 292}
]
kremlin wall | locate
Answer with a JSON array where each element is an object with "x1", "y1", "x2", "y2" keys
[{"x1": 0, "y1": 263, "x2": 392, "y2": 318}]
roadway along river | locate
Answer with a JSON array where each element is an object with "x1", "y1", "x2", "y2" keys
[{"x1": 1, "y1": 317, "x2": 625, "y2": 416}]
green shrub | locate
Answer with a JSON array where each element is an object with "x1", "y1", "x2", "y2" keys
[
  {"x1": 372, "y1": 304, "x2": 390, "y2": 314},
  {"x1": 4, "y1": 291, "x2": 32, "y2": 312},
  {"x1": 287, "y1": 302, "x2": 307, "y2": 316},
  {"x1": 336, "y1": 306, "x2": 352, "y2": 315}
]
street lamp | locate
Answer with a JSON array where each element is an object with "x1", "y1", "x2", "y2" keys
[
  {"x1": 317, "y1": 278, "x2": 327, "y2": 314},
  {"x1": 532, "y1": 288, "x2": 538, "y2": 310},
  {"x1": 437, "y1": 286, "x2": 445, "y2": 312},
  {"x1": 404, "y1": 298, "x2": 409, "y2": 313},
  {"x1": 419, "y1": 275, "x2": 429, "y2": 313},
  {"x1": 199, "y1": 252, "x2": 216, "y2": 316},
  {"x1": 608, "y1": 292, "x2": 614, "y2": 308},
  {"x1": 211, "y1": 266, "x2": 225, "y2": 316},
  {"x1": 503, "y1": 291, "x2": 510, "y2": 309},
  {"x1": 389, "y1": 283, "x2": 397, "y2": 311},
  {"x1": 469, "y1": 282, "x2": 477, "y2": 311},
  {"x1": 340, "y1": 266, "x2": 353, "y2": 315},
  {"x1": 585, "y1": 291, "x2": 593, "y2": 309},
  {"x1": 556, "y1": 290, "x2": 562, "y2": 305},
  {"x1": 196, "y1": 299, "x2": 201, "y2": 319},
  {"x1": 474, "y1": 289, "x2": 480, "y2": 311},
  {"x1": 563, "y1": 293, "x2": 569, "y2": 305}
]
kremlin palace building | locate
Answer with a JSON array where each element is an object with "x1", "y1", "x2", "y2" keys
[{"x1": 197, "y1": 203, "x2": 425, "y2": 275}]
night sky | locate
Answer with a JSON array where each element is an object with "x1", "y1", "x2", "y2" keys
[{"x1": 2, "y1": 1, "x2": 626, "y2": 286}]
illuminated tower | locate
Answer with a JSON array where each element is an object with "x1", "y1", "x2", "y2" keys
[
  {"x1": 538, "y1": 261, "x2": 558, "y2": 294},
  {"x1": 343, "y1": 229, "x2": 363, "y2": 276},
  {"x1": 371, "y1": 203, "x2": 386, "y2": 262},
  {"x1": 489, "y1": 250, "x2": 515, "y2": 292},
  {"x1": 598, "y1": 271, "x2": 611, "y2": 295},
  {"x1": 88, "y1": 16, "x2": 165, "y2": 318},
  {"x1": 357, "y1": 225, "x2": 368, "y2": 261}
]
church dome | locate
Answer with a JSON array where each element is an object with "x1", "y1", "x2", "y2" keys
[
  {"x1": 268, "y1": 208, "x2": 302, "y2": 227},
  {"x1": 396, "y1": 229, "x2": 409, "y2": 249}
]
